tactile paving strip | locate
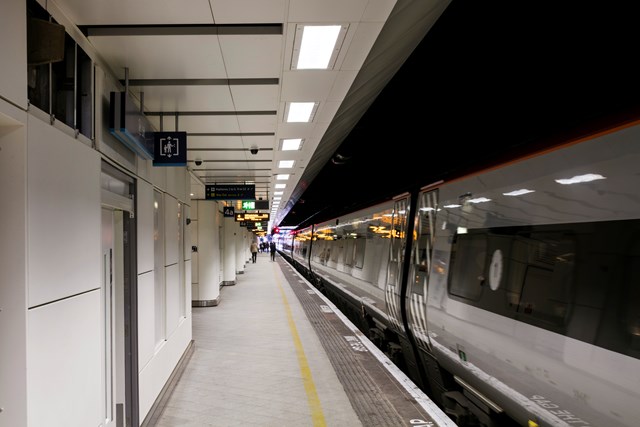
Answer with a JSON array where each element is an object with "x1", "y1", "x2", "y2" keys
[{"x1": 277, "y1": 260, "x2": 435, "y2": 426}]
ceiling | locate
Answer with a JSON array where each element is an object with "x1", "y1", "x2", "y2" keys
[
  {"x1": 48, "y1": 0, "x2": 452, "y2": 233},
  {"x1": 45, "y1": 1, "x2": 640, "y2": 232},
  {"x1": 279, "y1": 1, "x2": 640, "y2": 229}
]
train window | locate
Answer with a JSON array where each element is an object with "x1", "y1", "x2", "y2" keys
[
  {"x1": 448, "y1": 232, "x2": 487, "y2": 301},
  {"x1": 354, "y1": 238, "x2": 365, "y2": 269},
  {"x1": 512, "y1": 232, "x2": 574, "y2": 328}
]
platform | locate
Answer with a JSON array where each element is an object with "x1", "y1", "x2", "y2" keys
[{"x1": 146, "y1": 251, "x2": 455, "y2": 427}]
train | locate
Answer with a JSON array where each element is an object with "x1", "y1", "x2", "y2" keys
[{"x1": 273, "y1": 120, "x2": 640, "y2": 427}]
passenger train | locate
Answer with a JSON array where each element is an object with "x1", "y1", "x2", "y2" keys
[{"x1": 274, "y1": 120, "x2": 640, "y2": 427}]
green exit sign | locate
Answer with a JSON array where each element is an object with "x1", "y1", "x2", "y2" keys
[
  {"x1": 241, "y1": 200, "x2": 269, "y2": 210},
  {"x1": 242, "y1": 200, "x2": 255, "y2": 210}
]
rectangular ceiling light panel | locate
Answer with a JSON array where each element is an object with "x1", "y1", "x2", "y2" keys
[
  {"x1": 281, "y1": 138, "x2": 303, "y2": 150},
  {"x1": 291, "y1": 24, "x2": 348, "y2": 70},
  {"x1": 285, "y1": 101, "x2": 318, "y2": 122}
]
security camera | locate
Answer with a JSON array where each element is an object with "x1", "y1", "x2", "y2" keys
[
  {"x1": 194, "y1": 158, "x2": 202, "y2": 166},
  {"x1": 250, "y1": 147, "x2": 259, "y2": 155}
]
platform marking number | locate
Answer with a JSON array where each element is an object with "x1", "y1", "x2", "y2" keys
[
  {"x1": 307, "y1": 289, "x2": 316, "y2": 294},
  {"x1": 410, "y1": 420, "x2": 433, "y2": 426},
  {"x1": 320, "y1": 305, "x2": 333, "y2": 313},
  {"x1": 344, "y1": 336, "x2": 367, "y2": 352}
]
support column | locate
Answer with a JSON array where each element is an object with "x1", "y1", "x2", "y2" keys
[
  {"x1": 222, "y1": 215, "x2": 236, "y2": 286},
  {"x1": 235, "y1": 224, "x2": 246, "y2": 274},
  {"x1": 191, "y1": 200, "x2": 221, "y2": 307}
]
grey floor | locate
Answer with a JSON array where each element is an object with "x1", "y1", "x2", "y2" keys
[{"x1": 153, "y1": 251, "x2": 362, "y2": 426}]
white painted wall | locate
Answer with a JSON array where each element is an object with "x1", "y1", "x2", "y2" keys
[
  {"x1": 1, "y1": 3, "x2": 194, "y2": 425},
  {"x1": 0, "y1": 104, "x2": 28, "y2": 427},
  {"x1": 27, "y1": 116, "x2": 102, "y2": 307},
  {"x1": 0, "y1": 0, "x2": 27, "y2": 108},
  {"x1": 137, "y1": 180, "x2": 154, "y2": 274},
  {"x1": 137, "y1": 271, "x2": 155, "y2": 370},
  {"x1": 27, "y1": 290, "x2": 102, "y2": 427}
]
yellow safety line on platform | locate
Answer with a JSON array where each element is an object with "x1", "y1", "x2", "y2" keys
[{"x1": 273, "y1": 264, "x2": 327, "y2": 426}]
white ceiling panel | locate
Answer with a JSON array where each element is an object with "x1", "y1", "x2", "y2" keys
[
  {"x1": 128, "y1": 85, "x2": 235, "y2": 111},
  {"x1": 219, "y1": 35, "x2": 282, "y2": 78},
  {"x1": 229, "y1": 85, "x2": 279, "y2": 111},
  {"x1": 177, "y1": 116, "x2": 242, "y2": 133},
  {"x1": 288, "y1": 0, "x2": 369, "y2": 22},
  {"x1": 88, "y1": 35, "x2": 226, "y2": 80},
  {"x1": 236, "y1": 115, "x2": 277, "y2": 133},
  {"x1": 210, "y1": 0, "x2": 287, "y2": 24},
  {"x1": 240, "y1": 135, "x2": 277, "y2": 147},
  {"x1": 362, "y1": 0, "x2": 398, "y2": 22},
  {"x1": 328, "y1": 70, "x2": 359, "y2": 101},
  {"x1": 314, "y1": 101, "x2": 341, "y2": 125},
  {"x1": 340, "y1": 22, "x2": 386, "y2": 70},
  {"x1": 280, "y1": 71, "x2": 339, "y2": 100},
  {"x1": 52, "y1": 0, "x2": 214, "y2": 25},
  {"x1": 42, "y1": 0, "x2": 446, "y2": 230},
  {"x1": 186, "y1": 135, "x2": 244, "y2": 149}
]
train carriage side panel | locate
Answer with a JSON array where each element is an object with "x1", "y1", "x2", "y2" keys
[{"x1": 423, "y1": 123, "x2": 640, "y2": 427}]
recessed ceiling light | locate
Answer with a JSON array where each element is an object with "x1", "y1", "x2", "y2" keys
[
  {"x1": 276, "y1": 174, "x2": 290, "y2": 180},
  {"x1": 292, "y1": 24, "x2": 346, "y2": 70},
  {"x1": 274, "y1": 191, "x2": 283, "y2": 196},
  {"x1": 285, "y1": 102, "x2": 317, "y2": 123},
  {"x1": 275, "y1": 184, "x2": 286, "y2": 189},
  {"x1": 278, "y1": 160, "x2": 294, "y2": 168},
  {"x1": 281, "y1": 138, "x2": 302, "y2": 151}
]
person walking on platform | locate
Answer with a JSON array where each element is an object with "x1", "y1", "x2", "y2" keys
[
  {"x1": 269, "y1": 241, "x2": 276, "y2": 261},
  {"x1": 250, "y1": 241, "x2": 258, "y2": 263}
]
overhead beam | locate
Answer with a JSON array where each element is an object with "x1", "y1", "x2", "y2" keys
[
  {"x1": 145, "y1": 110, "x2": 276, "y2": 116},
  {"x1": 83, "y1": 23, "x2": 282, "y2": 37},
  {"x1": 187, "y1": 148, "x2": 274, "y2": 151},
  {"x1": 121, "y1": 78, "x2": 278, "y2": 86},
  {"x1": 188, "y1": 132, "x2": 275, "y2": 137}
]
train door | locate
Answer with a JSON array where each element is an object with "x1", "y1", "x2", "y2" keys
[
  {"x1": 407, "y1": 189, "x2": 438, "y2": 351},
  {"x1": 101, "y1": 161, "x2": 137, "y2": 427},
  {"x1": 385, "y1": 196, "x2": 409, "y2": 332}
]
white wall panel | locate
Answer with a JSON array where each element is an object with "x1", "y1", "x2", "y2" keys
[
  {"x1": 137, "y1": 179, "x2": 154, "y2": 274},
  {"x1": 0, "y1": 107, "x2": 28, "y2": 427},
  {"x1": 0, "y1": 0, "x2": 27, "y2": 108},
  {"x1": 164, "y1": 194, "x2": 179, "y2": 265},
  {"x1": 27, "y1": 290, "x2": 102, "y2": 427},
  {"x1": 184, "y1": 259, "x2": 192, "y2": 315},
  {"x1": 165, "y1": 263, "x2": 180, "y2": 336},
  {"x1": 27, "y1": 116, "x2": 101, "y2": 307},
  {"x1": 184, "y1": 204, "x2": 192, "y2": 261},
  {"x1": 165, "y1": 165, "x2": 187, "y2": 201},
  {"x1": 151, "y1": 163, "x2": 167, "y2": 191},
  {"x1": 137, "y1": 271, "x2": 155, "y2": 369},
  {"x1": 137, "y1": 158, "x2": 153, "y2": 182},
  {"x1": 138, "y1": 316, "x2": 192, "y2": 423}
]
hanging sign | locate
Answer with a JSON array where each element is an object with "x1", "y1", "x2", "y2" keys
[
  {"x1": 153, "y1": 132, "x2": 187, "y2": 166},
  {"x1": 206, "y1": 184, "x2": 255, "y2": 200}
]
